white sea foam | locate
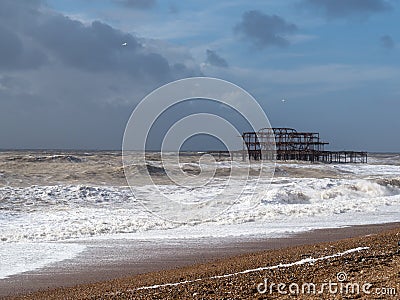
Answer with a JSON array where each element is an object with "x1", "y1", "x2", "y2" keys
[
  {"x1": 0, "y1": 242, "x2": 86, "y2": 279},
  {"x1": 332, "y1": 164, "x2": 400, "y2": 177},
  {"x1": 0, "y1": 176, "x2": 399, "y2": 243}
]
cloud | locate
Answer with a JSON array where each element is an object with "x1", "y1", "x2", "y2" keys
[
  {"x1": 0, "y1": 0, "x2": 48, "y2": 70},
  {"x1": 0, "y1": 25, "x2": 48, "y2": 70},
  {"x1": 30, "y1": 16, "x2": 174, "y2": 81},
  {"x1": 380, "y1": 35, "x2": 395, "y2": 49},
  {"x1": 0, "y1": 0, "x2": 199, "y2": 87},
  {"x1": 112, "y1": 0, "x2": 156, "y2": 9},
  {"x1": 0, "y1": 0, "x2": 202, "y2": 149},
  {"x1": 298, "y1": 0, "x2": 392, "y2": 18},
  {"x1": 234, "y1": 10, "x2": 297, "y2": 49},
  {"x1": 205, "y1": 49, "x2": 228, "y2": 68}
]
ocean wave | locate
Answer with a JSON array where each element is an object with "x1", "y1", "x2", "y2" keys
[
  {"x1": 0, "y1": 185, "x2": 133, "y2": 212},
  {"x1": 6, "y1": 154, "x2": 83, "y2": 163},
  {"x1": 0, "y1": 176, "x2": 399, "y2": 242},
  {"x1": 376, "y1": 177, "x2": 400, "y2": 188}
]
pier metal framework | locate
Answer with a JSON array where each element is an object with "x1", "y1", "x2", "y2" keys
[{"x1": 242, "y1": 128, "x2": 367, "y2": 163}]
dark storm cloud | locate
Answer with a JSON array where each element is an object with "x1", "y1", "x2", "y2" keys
[
  {"x1": 205, "y1": 50, "x2": 228, "y2": 68},
  {"x1": 0, "y1": 0, "x2": 42, "y2": 22},
  {"x1": 298, "y1": 0, "x2": 392, "y2": 18},
  {"x1": 0, "y1": 0, "x2": 47, "y2": 70},
  {"x1": 112, "y1": 0, "x2": 156, "y2": 9},
  {"x1": 0, "y1": 0, "x2": 201, "y2": 149},
  {"x1": 234, "y1": 10, "x2": 297, "y2": 49},
  {"x1": 0, "y1": 0, "x2": 198, "y2": 86},
  {"x1": 30, "y1": 16, "x2": 172, "y2": 80},
  {"x1": 380, "y1": 35, "x2": 395, "y2": 49},
  {"x1": 0, "y1": 25, "x2": 48, "y2": 70}
]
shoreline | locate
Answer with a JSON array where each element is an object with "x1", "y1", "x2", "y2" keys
[{"x1": 2, "y1": 222, "x2": 399, "y2": 299}]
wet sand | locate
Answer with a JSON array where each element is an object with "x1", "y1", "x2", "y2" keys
[{"x1": 2, "y1": 222, "x2": 399, "y2": 299}]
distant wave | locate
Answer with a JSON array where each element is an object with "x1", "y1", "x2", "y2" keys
[{"x1": 6, "y1": 155, "x2": 82, "y2": 163}]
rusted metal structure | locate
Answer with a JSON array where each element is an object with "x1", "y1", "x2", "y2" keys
[{"x1": 242, "y1": 128, "x2": 367, "y2": 163}]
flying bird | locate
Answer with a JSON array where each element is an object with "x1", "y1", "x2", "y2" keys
[{"x1": 122, "y1": 42, "x2": 127, "y2": 46}]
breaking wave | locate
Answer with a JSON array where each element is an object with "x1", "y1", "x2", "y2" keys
[{"x1": 1, "y1": 176, "x2": 399, "y2": 242}]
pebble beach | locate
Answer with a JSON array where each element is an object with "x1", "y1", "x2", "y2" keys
[{"x1": 4, "y1": 223, "x2": 399, "y2": 299}]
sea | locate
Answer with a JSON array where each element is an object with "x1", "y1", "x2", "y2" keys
[{"x1": 0, "y1": 151, "x2": 399, "y2": 279}]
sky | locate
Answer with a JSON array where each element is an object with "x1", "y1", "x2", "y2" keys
[{"x1": 0, "y1": 0, "x2": 399, "y2": 151}]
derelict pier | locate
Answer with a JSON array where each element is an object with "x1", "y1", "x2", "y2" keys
[{"x1": 242, "y1": 128, "x2": 367, "y2": 163}]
